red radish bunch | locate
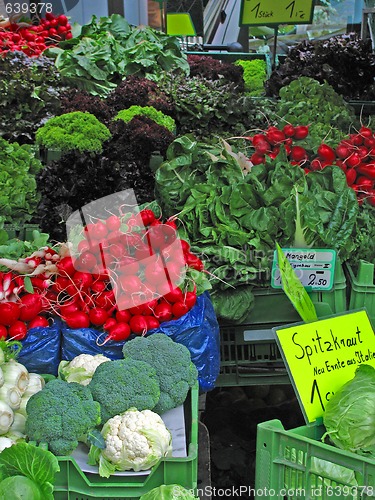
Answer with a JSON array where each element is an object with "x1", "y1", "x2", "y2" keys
[
  {"x1": 0, "y1": 13, "x2": 72, "y2": 57},
  {"x1": 247, "y1": 124, "x2": 375, "y2": 206},
  {"x1": 307, "y1": 126, "x2": 375, "y2": 206},
  {"x1": 0, "y1": 271, "x2": 51, "y2": 340},
  {"x1": 248, "y1": 124, "x2": 310, "y2": 166},
  {"x1": 54, "y1": 209, "x2": 204, "y2": 342}
]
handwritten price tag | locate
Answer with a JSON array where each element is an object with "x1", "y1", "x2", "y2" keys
[
  {"x1": 274, "y1": 310, "x2": 375, "y2": 423},
  {"x1": 240, "y1": 0, "x2": 314, "y2": 26}
]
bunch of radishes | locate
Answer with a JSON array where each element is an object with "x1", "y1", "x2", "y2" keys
[
  {"x1": 51, "y1": 209, "x2": 204, "y2": 343},
  {"x1": 0, "y1": 272, "x2": 51, "y2": 341},
  {"x1": 308, "y1": 127, "x2": 375, "y2": 206},
  {"x1": 0, "y1": 245, "x2": 66, "y2": 340},
  {"x1": 246, "y1": 124, "x2": 375, "y2": 206},
  {"x1": 248, "y1": 124, "x2": 310, "y2": 166},
  {"x1": 0, "y1": 12, "x2": 72, "y2": 56}
]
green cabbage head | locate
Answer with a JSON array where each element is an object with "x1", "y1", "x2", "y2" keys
[
  {"x1": 140, "y1": 484, "x2": 199, "y2": 499},
  {"x1": 0, "y1": 475, "x2": 42, "y2": 499},
  {"x1": 323, "y1": 364, "x2": 375, "y2": 455}
]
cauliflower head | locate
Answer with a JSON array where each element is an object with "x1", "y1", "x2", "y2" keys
[
  {"x1": 88, "y1": 407, "x2": 172, "y2": 477},
  {"x1": 122, "y1": 334, "x2": 198, "y2": 414},
  {"x1": 58, "y1": 354, "x2": 110, "y2": 386}
]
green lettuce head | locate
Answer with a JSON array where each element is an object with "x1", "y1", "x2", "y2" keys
[
  {"x1": 140, "y1": 484, "x2": 199, "y2": 499},
  {"x1": 0, "y1": 442, "x2": 59, "y2": 499},
  {"x1": 323, "y1": 364, "x2": 375, "y2": 456}
]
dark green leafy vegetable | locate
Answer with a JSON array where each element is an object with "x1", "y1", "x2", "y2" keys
[
  {"x1": 348, "y1": 201, "x2": 375, "y2": 273},
  {"x1": 48, "y1": 14, "x2": 189, "y2": 97},
  {"x1": 155, "y1": 137, "x2": 359, "y2": 321},
  {"x1": 0, "y1": 51, "x2": 66, "y2": 144},
  {"x1": 0, "y1": 442, "x2": 60, "y2": 500},
  {"x1": 323, "y1": 364, "x2": 375, "y2": 456},
  {"x1": 265, "y1": 33, "x2": 375, "y2": 100},
  {"x1": 275, "y1": 77, "x2": 358, "y2": 149},
  {"x1": 0, "y1": 229, "x2": 49, "y2": 267},
  {"x1": 158, "y1": 74, "x2": 277, "y2": 139}
]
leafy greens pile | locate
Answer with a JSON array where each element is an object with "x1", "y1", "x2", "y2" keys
[
  {"x1": 155, "y1": 136, "x2": 359, "y2": 321},
  {"x1": 158, "y1": 73, "x2": 277, "y2": 140},
  {"x1": 0, "y1": 442, "x2": 59, "y2": 499},
  {"x1": 0, "y1": 51, "x2": 66, "y2": 144},
  {"x1": 275, "y1": 77, "x2": 358, "y2": 149},
  {"x1": 265, "y1": 33, "x2": 375, "y2": 100},
  {"x1": 0, "y1": 138, "x2": 43, "y2": 226},
  {"x1": 48, "y1": 14, "x2": 189, "y2": 97}
]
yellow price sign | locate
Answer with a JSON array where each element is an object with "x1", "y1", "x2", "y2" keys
[
  {"x1": 274, "y1": 310, "x2": 375, "y2": 423},
  {"x1": 240, "y1": 0, "x2": 314, "y2": 26}
]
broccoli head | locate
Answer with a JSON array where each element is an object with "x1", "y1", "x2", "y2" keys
[
  {"x1": 88, "y1": 358, "x2": 160, "y2": 423},
  {"x1": 122, "y1": 333, "x2": 198, "y2": 414},
  {"x1": 25, "y1": 378, "x2": 101, "y2": 456}
]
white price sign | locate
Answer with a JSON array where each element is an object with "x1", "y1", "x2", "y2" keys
[{"x1": 271, "y1": 248, "x2": 336, "y2": 291}]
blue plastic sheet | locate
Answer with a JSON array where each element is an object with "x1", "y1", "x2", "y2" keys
[
  {"x1": 17, "y1": 318, "x2": 61, "y2": 376},
  {"x1": 61, "y1": 292, "x2": 220, "y2": 391}
]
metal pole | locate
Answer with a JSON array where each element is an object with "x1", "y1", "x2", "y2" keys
[{"x1": 272, "y1": 25, "x2": 278, "y2": 70}]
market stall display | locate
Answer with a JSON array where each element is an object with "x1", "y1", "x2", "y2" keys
[{"x1": 0, "y1": 6, "x2": 374, "y2": 498}]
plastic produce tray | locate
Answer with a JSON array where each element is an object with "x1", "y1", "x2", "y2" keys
[
  {"x1": 255, "y1": 419, "x2": 375, "y2": 499},
  {"x1": 346, "y1": 260, "x2": 375, "y2": 328},
  {"x1": 216, "y1": 260, "x2": 347, "y2": 387},
  {"x1": 53, "y1": 384, "x2": 198, "y2": 499}
]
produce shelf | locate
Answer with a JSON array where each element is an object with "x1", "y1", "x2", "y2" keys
[
  {"x1": 216, "y1": 260, "x2": 347, "y2": 387},
  {"x1": 255, "y1": 419, "x2": 375, "y2": 499},
  {"x1": 345, "y1": 259, "x2": 375, "y2": 328},
  {"x1": 53, "y1": 384, "x2": 199, "y2": 499}
]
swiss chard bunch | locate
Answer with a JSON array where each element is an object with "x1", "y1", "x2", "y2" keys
[{"x1": 155, "y1": 136, "x2": 360, "y2": 321}]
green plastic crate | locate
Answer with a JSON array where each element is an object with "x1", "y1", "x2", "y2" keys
[
  {"x1": 3, "y1": 224, "x2": 41, "y2": 240},
  {"x1": 255, "y1": 419, "x2": 375, "y2": 499},
  {"x1": 346, "y1": 260, "x2": 375, "y2": 328},
  {"x1": 248, "y1": 259, "x2": 347, "y2": 325},
  {"x1": 38, "y1": 147, "x2": 63, "y2": 164},
  {"x1": 217, "y1": 322, "x2": 290, "y2": 387},
  {"x1": 53, "y1": 384, "x2": 198, "y2": 499},
  {"x1": 216, "y1": 260, "x2": 347, "y2": 387}
]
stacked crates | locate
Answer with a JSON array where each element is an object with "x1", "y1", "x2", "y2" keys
[{"x1": 216, "y1": 260, "x2": 347, "y2": 386}]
